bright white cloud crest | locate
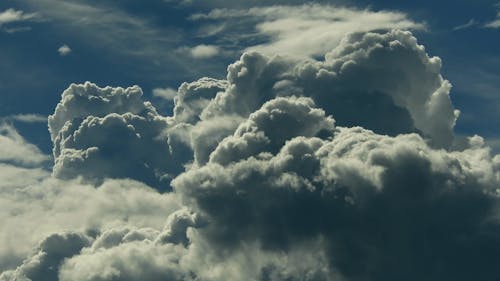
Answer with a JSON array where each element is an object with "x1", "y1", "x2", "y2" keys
[{"x1": 1, "y1": 7, "x2": 500, "y2": 281}]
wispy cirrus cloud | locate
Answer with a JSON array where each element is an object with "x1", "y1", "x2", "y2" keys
[
  {"x1": 1, "y1": 113, "x2": 47, "y2": 123},
  {"x1": 191, "y1": 4, "x2": 425, "y2": 58},
  {"x1": 453, "y1": 19, "x2": 477, "y2": 30},
  {"x1": 18, "y1": 0, "x2": 196, "y2": 79}
]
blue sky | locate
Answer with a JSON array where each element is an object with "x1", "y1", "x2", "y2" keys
[{"x1": 0, "y1": 0, "x2": 499, "y2": 153}]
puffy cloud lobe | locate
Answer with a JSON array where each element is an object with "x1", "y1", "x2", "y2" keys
[
  {"x1": 209, "y1": 96, "x2": 334, "y2": 165},
  {"x1": 156, "y1": 208, "x2": 200, "y2": 246},
  {"x1": 48, "y1": 82, "x2": 176, "y2": 189},
  {"x1": 166, "y1": 77, "x2": 231, "y2": 166},
  {"x1": 200, "y1": 30, "x2": 458, "y2": 148},
  {"x1": 173, "y1": 77, "x2": 227, "y2": 124},
  {"x1": 0, "y1": 232, "x2": 92, "y2": 281},
  {"x1": 58, "y1": 240, "x2": 189, "y2": 281}
]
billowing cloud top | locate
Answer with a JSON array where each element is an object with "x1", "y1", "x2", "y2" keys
[
  {"x1": 48, "y1": 82, "x2": 177, "y2": 189},
  {"x1": 2, "y1": 28, "x2": 500, "y2": 281}
]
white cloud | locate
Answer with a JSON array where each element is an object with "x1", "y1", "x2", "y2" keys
[
  {"x1": 453, "y1": 19, "x2": 477, "y2": 31},
  {"x1": 191, "y1": 4, "x2": 425, "y2": 58},
  {"x1": 2, "y1": 26, "x2": 500, "y2": 281},
  {"x1": 197, "y1": 30, "x2": 458, "y2": 148},
  {"x1": 190, "y1": 44, "x2": 220, "y2": 58},
  {"x1": 178, "y1": 44, "x2": 220, "y2": 59},
  {"x1": 485, "y1": 11, "x2": 500, "y2": 28},
  {"x1": 153, "y1": 87, "x2": 178, "y2": 100},
  {"x1": 48, "y1": 82, "x2": 185, "y2": 189},
  {"x1": 0, "y1": 123, "x2": 49, "y2": 166},
  {"x1": 2, "y1": 113, "x2": 47, "y2": 123},
  {"x1": 58, "y1": 44, "x2": 72, "y2": 56},
  {"x1": 0, "y1": 8, "x2": 37, "y2": 26}
]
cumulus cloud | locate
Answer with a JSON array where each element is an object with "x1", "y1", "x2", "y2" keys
[
  {"x1": 191, "y1": 4, "x2": 424, "y2": 58},
  {"x1": 57, "y1": 44, "x2": 71, "y2": 56},
  {"x1": 196, "y1": 30, "x2": 458, "y2": 148},
  {"x1": 173, "y1": 109, "x2": 500, "y2": 280},
  {"x1": 48, "y1": 82, "x2": 182, "y2": 189},
  {"x1": 3, "y1": 28, "x2": 500, "y2": 281}
]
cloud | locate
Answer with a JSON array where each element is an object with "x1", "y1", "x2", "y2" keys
[
  {"x1": 485, "y1": 3, "x2": 500, "y2": 28},
  {"x1": 0, "y1": 175, "x2": 181, "y2": 273},
  {"x1": 0, "y1": 8, "x2": 37, "y2": 26},
  {"x1": 48, "y1": 82, "x2": 184, "y2": 189},
  {"x1": 1, "y1": 114, "x2": 47, "y2": 123},
  {"x1": 196, "y1": 30, "x2": 458, "y2": 148},
  {"x1": 2, "y1": 28, "x2": 500, "y2": 281},
  {"x1": 152, "y1": 87, "x2": 178, "y2": 101},
  {"x1": 453, "y1": 19, "x2": 477, "y2": 31},
  {"x1": 0, "y1": 123, "x2": 49, "y2": 166},
  {"x1": 58, "y1": 44, "x2": 72, "y2": 56},
  {"x1": 187, "y1": 44, "x2": 220, "y2": 59},
  {"x1": 0, "y1": 232, "x2": 92, "y2": 281},
  {"x1": 173, "y1": 105, "x2": 500, "y2": 280},
  {"x1": 172, "y1": 77, "x2": 228, "y2": 124},
  {"x1": 0, "y1": 123, "x2": 183, "y2": 274},
  {"x1": 485, "y1": 11, "x2": 500, "y2": 28},
  {"x1": 191, "y1": 4, "x2": 424, "y2": 58}
]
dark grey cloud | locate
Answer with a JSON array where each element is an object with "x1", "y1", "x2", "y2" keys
[{"x1": 173, "y1": 113, "x2": 500, "y2": 280}]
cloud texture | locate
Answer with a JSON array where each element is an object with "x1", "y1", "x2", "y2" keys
[{"x1": 2, "y1": 28, "x2": 500, "y2": 281}]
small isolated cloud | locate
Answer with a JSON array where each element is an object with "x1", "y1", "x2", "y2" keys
[
  {"x1": 180, "y1": 44, "x2": 220, "y2": 59},
  {"x1": 453, "y1": 19, "x2": 477, "y2": 30},
  {"x1": 153, "y1": 87, "x2": 178, "y2": 101},
  {"x1": 58, "y1": 44, "x2": 72, "y2": 56},
  {"x1": 0, "y1": 8, "x2": 37, "y2": 26}
]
